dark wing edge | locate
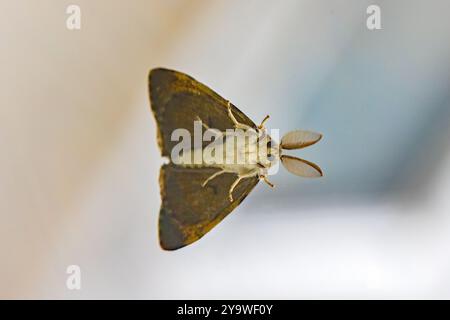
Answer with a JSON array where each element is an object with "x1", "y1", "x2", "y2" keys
[
  {"x1": 158, "y1": 164, "x2": 259, "y2": 250},
  {"x1": 148, "y1": 68, "x2": 257, "y2": 156}
]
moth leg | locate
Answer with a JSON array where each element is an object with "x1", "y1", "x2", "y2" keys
[
  {"x1": 202, "y1": 169, "x2": 226, "y2": 187},
  {"x1": 227, "y1": 101, "x2": 253, "y2": 131},
  {"x1": 260, "y1": 175, "x2": 274, "y2": 188},
  {"x1": 258, "y1": 115, "x2": 270, "y2": 130},
  {"x1": 228, "y1": 172, "x2": 257, "y2": 202}
]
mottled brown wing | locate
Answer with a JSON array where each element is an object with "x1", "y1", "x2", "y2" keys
[
  {"x1": 159, "y1": 163, "x2": 259, "y2": 250},
  {"x1": 149, "y1": 68, "x2": 256, "y2": 157}
]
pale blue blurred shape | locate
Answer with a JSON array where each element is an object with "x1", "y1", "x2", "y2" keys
[{"x1": 251, "y1": 0, "x2": 450, "y2": 201}]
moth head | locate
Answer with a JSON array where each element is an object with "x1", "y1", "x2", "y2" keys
[{"x1": 279, "y1": 130, "x2": 323, "y2": 178}]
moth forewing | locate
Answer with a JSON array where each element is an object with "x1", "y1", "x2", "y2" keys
[
  {"x1": 281, "y1": 155, "x2": 323, "y2": 178},
  {"x1": 280, "y1": 130, "x2": 322, "y2": 150}
]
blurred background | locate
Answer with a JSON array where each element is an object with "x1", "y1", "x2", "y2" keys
[{"x1": 1, "y1": 0, "x2": 450, "y2": 299}]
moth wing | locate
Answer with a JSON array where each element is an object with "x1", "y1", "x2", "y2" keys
[
  {"x1": 159, "y1": 163, "x2": 259, "y2": 250},
  {"x1": 281, "y1": 155, "x2": 323, "y2": 178},
  {"x1": 280, "y1": 130, "x2": 322, "y2": 150},
  {"x1": 149, "y1": 68, "x2": 256, "y2": 156}
]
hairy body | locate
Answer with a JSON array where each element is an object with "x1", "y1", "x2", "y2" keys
[{"x1": 172, "y1": 103, "x2": 278, "y2": 201}]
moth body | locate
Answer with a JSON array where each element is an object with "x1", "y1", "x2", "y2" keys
[
  {"x1": 174, "y1": 129, "x2": 278, "y2": 173},
  {"x1": 172, "y1": 109, "x2": 280, "y2": 200}
]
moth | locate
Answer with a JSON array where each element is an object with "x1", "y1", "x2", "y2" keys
[{"x1": 149, "y1": 68, "x2": 323, "y2": 250}]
